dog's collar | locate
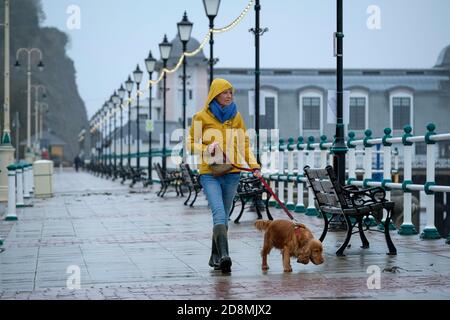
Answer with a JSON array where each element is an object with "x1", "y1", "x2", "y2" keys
[{"x1": 293, "y1": 223, "x2": 305, "y2": 236}]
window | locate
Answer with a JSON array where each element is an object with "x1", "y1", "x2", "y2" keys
[
  {"x1": 252, "y1": 89, "x2": 278, "y2": 129},
  {"x1": 349, "y1": 97, "x2": 366, "y2": 130},
  {"x1": 415, "y1": 142, "x2": 426, "y2": 155},
  {"x1": 189, "y1": 90, "x2": 193, "y2": 100},
  {"x1": 392, "y1": 97, "x2": 411, "y2": 130},
  {"x1": 440, "y1": 142, "x2": 450, "y2": 159},
  {"x1": 260, "y1": 96, "x2": 276, "y2": 130},
  {"x1": 302, "y1": 97, "x2": 320, "y2": 130}
]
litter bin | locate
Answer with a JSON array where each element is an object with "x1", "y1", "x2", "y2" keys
[{"x1": 33, "y1": 160, "x2": 54, "y2": 198}]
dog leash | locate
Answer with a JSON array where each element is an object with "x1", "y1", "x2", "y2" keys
[{"x1": 219, "y1": 149, "x2": 297, "y2": 221}]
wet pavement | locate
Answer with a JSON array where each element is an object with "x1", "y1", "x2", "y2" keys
[{"x1": 1, "y1": 169, "x2": 449, "y2": 300}]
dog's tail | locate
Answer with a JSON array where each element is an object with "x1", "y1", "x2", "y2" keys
[{"x1": 254, "y1": 220, "x2": 272, "y2": 232}]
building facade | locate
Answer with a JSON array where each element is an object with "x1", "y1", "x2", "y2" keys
[{"x1": 109, "y1": 42, "x2": 450, "y2": 164}]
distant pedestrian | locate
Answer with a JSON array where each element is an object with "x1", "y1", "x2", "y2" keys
[
  {"x1": 41, "y1": 148, "x2": 49, "y2": 160},
  {"x1": 74, "y1": 155, "x2": 82, "y2": 172}
]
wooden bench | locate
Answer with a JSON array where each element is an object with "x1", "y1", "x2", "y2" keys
[
  {"x1": 230, "y1": 176, "x2": 273, "y2": 224},
  {"x1": 180, "y1": 163, "x2": 203, "y2": 207},
  {"x1": 304, "y1": 165, "x2": 397, "y2": 256}
]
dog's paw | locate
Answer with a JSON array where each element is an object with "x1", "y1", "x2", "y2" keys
[
  {"x1": 284, "y1": 266, "x2": 293, "y2": 272},
  {"x1": 262, "y1": 265, "x2": 269, "y2": 271}
]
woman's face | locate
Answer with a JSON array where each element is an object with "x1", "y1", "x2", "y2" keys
[{"x1": 215, "y1": 89, "x2": 233, "y2": 107}]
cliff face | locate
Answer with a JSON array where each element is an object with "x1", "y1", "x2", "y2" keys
[{"x1": 0, "y1": 0, "x2": 88, "y2": 161}]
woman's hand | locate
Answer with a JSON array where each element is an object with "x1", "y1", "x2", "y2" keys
[
  {"x1": 253, "y1": 169, "x2": 262, "y2": 178},
  {"x1": 207, "y1": 142, "x2": 219, "y2": 155}
]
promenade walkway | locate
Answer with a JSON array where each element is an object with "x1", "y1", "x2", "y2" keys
[{"x1": 0, "y1": 169, "x2": 449, "y2": 300}]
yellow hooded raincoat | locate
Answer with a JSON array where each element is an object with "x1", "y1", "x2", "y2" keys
[{"x1": 187, "y1": 78, "x2": 260, "y2": 175}]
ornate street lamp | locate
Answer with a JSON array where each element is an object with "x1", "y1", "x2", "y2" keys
[
  {"x1": 125, "y1": 75, "x2": 134, "y2": 167},
  {"x1": 249, "y1": 0, "x2": 269, "y2": 165},
  {"x1": 14, "y1": 48, "x2": 44, "y2": 158},
  {"x1": 101, "y1": 103, "x2": 108, "y2": 167},
  {"x1": 177, "y1": 11, "x2": 193, "y2": 161},
  {"x1": 145, "y1": 51, "x2": 156, "y2": 185},
  {"x1": 133, "y1": 65, "x2": 143, "y2": 174},
  {"x1": 330, "y1": 0, "x2": 348, "y2": 184},
  {"x1": 107, "y1": 99, "x2": 114, "y2": 173},
  {"x1": 112, "y1": 91, "x2": 120, "y2": 177},
  {"x1": 159, "y1": 34, "x2": 172, "y2": 173},
  {"x1": 203, "y1": 0, "x2": 221, "y2": 86},
  {"x1": 117, "y1": 84, "x2": 126, "y2": 169}
]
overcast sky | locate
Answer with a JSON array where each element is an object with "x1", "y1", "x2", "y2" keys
[{"x1": 40, "y1": 0, "x2": 450, "y2": 118}]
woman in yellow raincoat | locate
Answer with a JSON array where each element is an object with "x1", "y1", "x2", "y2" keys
[{"x1": 187, "y1": 78, "x2": 261, "y2": 273}]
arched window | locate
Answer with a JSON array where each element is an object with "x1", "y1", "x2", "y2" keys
[
  {"x1": 389, "y1": 89, "x2": 414, "y2": 132},
  {"x1": 349, "y1": 89, "x2": 369, "y2": 131},
  {"x1": 299, "y1": 89, "x2": 323, "y2": 135},
  {"x1": 250, "y1": 88, "x2": 278, "y2": 130},
  {"x1": 260, "y1": 89, "x2": 278, "y2": 130}
]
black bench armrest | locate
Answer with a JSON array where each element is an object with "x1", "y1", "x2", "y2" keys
[{"x1": 342, "y1": 186, "x2": 387, "y2": 207}]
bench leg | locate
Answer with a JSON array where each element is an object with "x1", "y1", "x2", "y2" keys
[
  {"x1": 161, "y1": 184, "x2": 168, "y2": 197},
  {"x1": 184, "y1": 188, "x2": 192, "y2": 205},
  {"x1": 254, "y1": 197, "x2": 263, "y2": 219},
  {"x1": 174, "y1": 182, "x2": 180, "y2": 196},
  {"x1": 158, "y1": 183, "x2": 166, "y2": 197},
  {"x1": 319, "y1": 211, "x2": 330, "y2": 243},
  {"x1": 234, "y1": 197, "x2": 246, "y2": 224},
  {"x1": 229, "y1": 196, "x2": 238, "y2": 218},
  {"x1": 336, "y1": 214, "x2": 353, "y2": 256},
  {"x1": 384, "y1": 209, "x2": 397, "y2": 255},
  {"x1": 265, "y1": 195, "x2": 273, "y2": 221},
  {"x1": 357, "y1": 216, "x2": 370, "y2": 249},
  {"x1": 189, "y1": 190, "x2": 198, "y2": 207},
  {"x1": 157, "y1": 183, "x2": 164, "y2": 196}
]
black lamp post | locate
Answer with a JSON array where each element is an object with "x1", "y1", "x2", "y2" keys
[
  {"x1": 112, "y1": 91, "x2": 120, "y2": 175},
  {"x1": 330, "y1": 0, "x2": 347, "y2": 184},
  {"x1": 96, "y1": 113, "x2": 102, "y2": 165},
  {"x1": 107, "y1": 99, "x2": 113, "y2": 173},
  {"x1": 159, "y1": 34, "x2": 172, "y2": 173},
  {"x1": 125, "y1": 75, "x2": 134, "y2": 167},
  {"x1": 250, "y1": 0, "x2": 268, "y2": 165},
  {"x1": 117, "y1": 84, "x2": 126, "y2": 168},
  {"x1": 95, "y1": 113, "x2": 100, "y2": 165},
  {"x1": 145, "y1": 51, "x2": 156, "y2": 184},
  {"x1": 203, "y1": 0, "x2": 220, "y2": 86},
  {"x1": 133, "y1": 65, "x2": 143, "y2": 173},
  {"x1": 177, "y1": 11, "x2": 193, "y2": 161},
  {"x1": 102, "y1": 105, "x2": 107, "y2": 167}
]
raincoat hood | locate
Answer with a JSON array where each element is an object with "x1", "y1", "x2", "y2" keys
[{"x1": 203, "y1": 78, "x2": 234, "y2": 110}]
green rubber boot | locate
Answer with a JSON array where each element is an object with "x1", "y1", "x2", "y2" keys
[
  {"x1": 213, "y1": 224, "x2": 232, "y2": 274},
  {"x1": 208, "y1": 236, "x2": 220, "y2": 270}
]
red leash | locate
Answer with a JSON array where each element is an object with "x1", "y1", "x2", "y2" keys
[{"x1": 219, "y1": 150, "x2": 296, "y2": 221}]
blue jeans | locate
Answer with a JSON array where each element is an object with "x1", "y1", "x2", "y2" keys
[{"x1": 200, "y1": 173, "x2": 241, "y2": 226}]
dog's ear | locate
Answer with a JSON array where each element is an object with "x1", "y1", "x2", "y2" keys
[{"x1": 297, "y1": 242, "x2": 311, "y2": 265}]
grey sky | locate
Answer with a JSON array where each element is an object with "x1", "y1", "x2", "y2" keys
[{"x1": 40, "y1": 0, "x2": 450, "y2": 118}]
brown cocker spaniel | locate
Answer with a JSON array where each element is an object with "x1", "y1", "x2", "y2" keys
[{"x1": 254, "y1": 219, "x2": 324, "y2": 272}]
